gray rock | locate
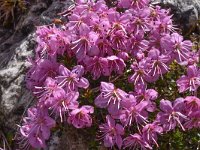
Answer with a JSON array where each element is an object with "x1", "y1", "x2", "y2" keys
[
  {"x1": 0, "y1": 33, "x2": 35, "y2": 115},
  {"x1": 151, "y1": 0, "x2": 200, "y2": 34}
]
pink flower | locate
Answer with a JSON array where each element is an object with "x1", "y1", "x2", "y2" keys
[
  {"x1": 45, "y1": 91, "x2": 79, "y2": 122},
  {"x1": 107, "y1": 55, "x2": 126, "y2": 75},
  {"x1": 184, "y1": 111, "x2": 200, "y2": 129},
  {"x1": 84, "y1": 56, "x2": 110, "y2": 79},
  {"x1": 67, "y1": 105, "x2": 94, "y2": 128},
  {"x1": 142, "y1": 123, "x2": 163, "y2": 147},
  {"x1": 147, "y1": 48, "x2": 170, "y2": 81},
  {"x1": 129, "y1": 7, "x2": 151, "y2": 33},
  {"x1": 161, "y1": 33, "x2": 193, "y2": 63},
  {"x1": 149, "y1": 6, "x2": 170, "y2": 21},
  {"x1": 107, "y1": 8, "x2": 129, "y2": 35},
  {"x1": 123, "y1": 133, "x2": 152, "y2": 150},
  {"x1": 156, "y1": 98, "x2": 187, "y2": 131},
  {"x1": 70, "y1": 25, "x2": 99, "y2": 61},
  {"x1": 154, "y1": 15, "x2": 175, "y2": 33},
  {"x1": 118, "y1": 0, "x2": 150, "y2": 9},
  {"x1": 134, "y1": 84, "x2": 158, "y2": 112},
  {"x1": 184, "y1": 96, "x2": 200, "y2": 115},
  {"x1": 34, "y1": 77, "x2": 64, "y2": 99},
  {"x1": 96, "y1": 38, "x2": 113, "y2": 56},
  {"x1": 117, "y1": 51, "x2": 129, "y2": 61},
  {"x1": 26, "y1": 59, "x2": 59, "y2": 90},
  {"x1": 128, "y1": 32, "x2": 149, "y2": 57},
  {"x1": 67, "y1": 12, "x2": 90, "y2": 31},
  {"x1": 128, "y1": 60, "x2": 151, "y2": 87},
  {"x1": 57, "y1": 65, "x2": 89, "y2": 92},
  {"x1": 95, "y1": 82, "x2": 128, "y2": 112},
  {"x1": 134, "y1": 84, "x2": 158, "y2": 102},
  {"x1": 36, "y1": 26, "x2": 69, "y2": 57},
  {"x1": 19, "y1": 107, "x2": 55, "y2": 149},
  {"x1": 98, "y1": 115, "x2": 124, "y2": 149},
  {"x1": 119, "y1": 97, "x2": 149, "y2": 127},
  {"x1": 110, "y1": 30, "x2": 128, "y2": 50},
  {"x1": 177, "y1": 65, "x2": 200, "y2": 93}
]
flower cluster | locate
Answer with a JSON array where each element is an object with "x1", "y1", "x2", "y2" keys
[
  {"x1": 20, "y1": 60, "x2": 93, "y2": 148},
  {"x1": 96, "y1": 84, "x2": 200, "y2": 149},
  {"x1": 18, "y1": 0, "x2": 200, "y2": 149}
]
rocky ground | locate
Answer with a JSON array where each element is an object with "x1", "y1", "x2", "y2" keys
[{"x1": 0, "y1": 0, "x2": 200, "y2": 149}]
